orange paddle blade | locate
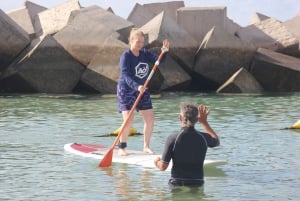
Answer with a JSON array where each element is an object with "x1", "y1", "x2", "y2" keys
[{"x1": 98, "y1": 148, "x2": 113, "y2": 167}]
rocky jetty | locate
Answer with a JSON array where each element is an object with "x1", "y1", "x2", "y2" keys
[{"x1": 0, "y1": 0, "x2": 299, "y2": 94}]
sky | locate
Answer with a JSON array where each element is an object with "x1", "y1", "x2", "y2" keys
[{"x1": 1, "y1": 0, "x2": 299, "y2": 27}]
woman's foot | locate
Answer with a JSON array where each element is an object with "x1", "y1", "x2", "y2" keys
[
  {"x1": 118, "y1": 148, "x2": 128, "y2": 156},
  {"x1": 143, "y1": 147, "x2": 154, "y2": 154}
]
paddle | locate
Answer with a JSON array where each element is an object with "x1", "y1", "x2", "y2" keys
[{"x1": 99, "y1": 46, "x2": 169, "y2": 168}]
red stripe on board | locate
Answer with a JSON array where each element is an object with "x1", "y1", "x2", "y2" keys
[{"x1": 71, "y1": 143, "x2": 107, "y2": 153}]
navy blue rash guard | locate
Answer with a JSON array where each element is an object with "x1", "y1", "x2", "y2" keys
[
  {"x1": 161, "y1": 126, "x2": 219, "y2": 184},
  {"x1": 117, "y1": 48, "x2": 166, "y2": 112}
]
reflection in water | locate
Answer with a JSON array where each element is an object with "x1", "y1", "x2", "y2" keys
[
  {"x1": 99, "y1": 162, "x2": 226, "y2": 200},
  {"x1": 204, "y1": 166, "x2": 227, "y2": 177},
  {"x1": 170, "y1": 186, "x2": 206, "y2": 201}
]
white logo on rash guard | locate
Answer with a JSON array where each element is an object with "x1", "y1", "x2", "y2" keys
[{"x1": 135, "y1": 62, "x2": 149, "y2": 79}]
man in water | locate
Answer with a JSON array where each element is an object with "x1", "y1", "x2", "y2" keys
[{"x1": 154, "y1": 103, "x2": 220, "y2": 187}]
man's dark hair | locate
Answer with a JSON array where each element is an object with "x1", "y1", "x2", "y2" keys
[{"x1": 180, "y1": 103, "x2": 198, "y2": 127}]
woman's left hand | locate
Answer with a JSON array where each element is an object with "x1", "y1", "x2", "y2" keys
[{"x1": 138, "y1": 85, "x2": 146, "y2": 93}]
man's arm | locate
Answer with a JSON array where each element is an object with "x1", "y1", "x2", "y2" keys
[
  {"x1": 154, "y1": 157, "x2": 169, "y2": 171},
  {"x1": 198, "y1": 104, "x2": 220, "y2": 145}
]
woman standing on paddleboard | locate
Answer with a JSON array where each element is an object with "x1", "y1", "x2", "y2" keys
[{"x1": 117, "y1": 28, "x2": 169, "y2": 156}]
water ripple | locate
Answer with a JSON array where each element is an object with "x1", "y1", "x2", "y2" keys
[{"x1": 0, "y1": 93, "x2": 299, "y2": 200}]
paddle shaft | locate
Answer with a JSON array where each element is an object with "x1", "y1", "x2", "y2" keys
[{"x1": 99, "y1": 49, "x2": 167, "y2": 167}]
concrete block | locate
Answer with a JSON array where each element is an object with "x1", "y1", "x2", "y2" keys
[
  {"x1": 127, "y1": 3, "x2": 156, "y2": 27},
  {"x1": 0, "y1": 35, "x2": 85, "y2": 93},
  {"x1": 0, "y1": 9, "x2": 30, "y2": 72},
  {"x1": 250, "y1": 48, "x2": 300, "y2": 92},
  {"x1": 217, "y1": 67, "x2": 264, "y2": 93},
  {"x1": 69, "y1": 6, "x2": 133, "y2": 43},
  {"x1": 177, "y1": 7, "x2": 226, "y2": 44},
  {"x1": 54, "y1": 6, "x2": 133, "y2": 66},
  {"x1": 34, "y1": 0, "x2": 81, "y2": 36},
  {"x1": 128, "y1": 1, "x2": 184, "y2": 27},
  {"x1": 7, "y1": 1, "x2": 47, "y2": 39},
  {"x1": 157, "y1": 52, "x2": 191, "y2": 91},
  {"x1": 283, "y1": 15, "x2": 300, "y2": 55},
  {"x1": 249, "y1": 12, "x2": 270, "y2": 25},
  {"x1": 194, "y1": 26, "x2": 256, "y2": 87},
  {"x1": 143, "y1": 1, "x2": 184, "y2": 21},
  {"x1": 236, "y1": 18, "x2": 299, "y2": 56},
  {"x1": 225, "y1": 17, "x2": 241, "y2": 36},
  {"x1": 80, "y1": 39, "x2": 128, "y2": 93},
  {"x1": 8, "y1": 7, "x2": 35, "y2": 39},
  {"x1": 25, "y1": 1, "x2": 47, "y2": 21},
  {"x1": 140, "y1": 11, "x2": 198, "y2": 71}
]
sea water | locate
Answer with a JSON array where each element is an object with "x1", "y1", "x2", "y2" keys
[{"x1": 0, "y1": 93, "x2": 299, "y2": 201}]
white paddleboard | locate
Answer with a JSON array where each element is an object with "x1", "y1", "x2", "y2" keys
[{"x1": 64, "y1": 143, "x2": 227, "y2": 170}]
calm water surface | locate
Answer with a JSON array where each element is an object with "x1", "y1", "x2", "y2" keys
[{"x1": 0, "y1": 93, "x2": 299, "y2": 201}]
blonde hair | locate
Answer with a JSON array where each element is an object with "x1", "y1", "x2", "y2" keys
[{"x1": 128, "y1": 28, "x2": 144, "y2": 44}]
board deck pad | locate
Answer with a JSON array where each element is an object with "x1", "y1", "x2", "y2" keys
[{"x1": 64, "y1": 143, "x2": 227, "y2": 170}]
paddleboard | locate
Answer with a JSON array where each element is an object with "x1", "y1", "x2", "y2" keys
[{"x1": 64, "y1": 143, "x2": 227, "y2": 170}]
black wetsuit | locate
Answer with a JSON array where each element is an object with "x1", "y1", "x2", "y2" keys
[{"x1": 161, "y1": 126, "x2": 219, "y2": 186}]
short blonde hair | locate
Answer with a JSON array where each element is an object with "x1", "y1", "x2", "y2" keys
[{"x1": 128, "y1": 28, "x2": 144, "y2": 43}]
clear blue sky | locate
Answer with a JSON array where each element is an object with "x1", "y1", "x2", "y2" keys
[{"x1": 1, "y1": 0, "x2": 299, "y2": 26}]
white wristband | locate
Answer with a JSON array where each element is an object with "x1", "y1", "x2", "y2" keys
[{"x1": 161, "y1": 46, "x2": 169, "y2": 53}]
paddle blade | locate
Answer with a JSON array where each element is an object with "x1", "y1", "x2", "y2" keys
[{"x1": 98, "y1": 148, "x2": 113, "y2": 167}]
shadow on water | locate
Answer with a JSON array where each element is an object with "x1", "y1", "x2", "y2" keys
[{"x1": 290, "y1": 129, "x2": 300, "y2": 135}]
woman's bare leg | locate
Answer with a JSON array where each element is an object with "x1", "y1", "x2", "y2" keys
[
  {"x1": 140, "y1": 109, "x2": 154, "y2": 153},
  {"x1": 118, "y1": 110, "x2": 134, "y2": 156}
]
